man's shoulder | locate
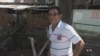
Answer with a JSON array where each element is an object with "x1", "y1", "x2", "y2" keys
[{"x1": 62, "y1": 22, "x2": 73, "y2": 30}]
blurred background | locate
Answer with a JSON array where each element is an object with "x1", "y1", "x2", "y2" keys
[{"x1": 0, "y1": 0, "x2": 100, "y2": 56}]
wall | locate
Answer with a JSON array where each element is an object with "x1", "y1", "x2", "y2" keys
[{"x1": 73, "y1": 10, "x2": 100, "y2": 33}]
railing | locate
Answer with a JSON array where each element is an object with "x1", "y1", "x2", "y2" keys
[{"x1": 74, "y1": 23, "x2": 100, "y2": 27}]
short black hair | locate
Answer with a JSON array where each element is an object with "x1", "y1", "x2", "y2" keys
[{"x1": 47, "y1": 6, "x2": 62, "y2": 14}]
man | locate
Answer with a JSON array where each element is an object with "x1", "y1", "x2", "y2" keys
[{"x1": 47, "y1": 6, "x2": 85, "y2": 56}]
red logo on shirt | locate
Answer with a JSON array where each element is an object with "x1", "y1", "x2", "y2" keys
[{"x1": 57, "y1": 34, "x2": 62, "y2": 40}]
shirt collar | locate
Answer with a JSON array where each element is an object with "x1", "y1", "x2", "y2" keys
[
  {"x1": 49, "y1": 20, "x2": 64, "y2": 33},
  {"x1": 57, "y1": 20, "x2": 63, "y2": 28},
  {"x1": 50, "y1": 20, "x2": 63, "y2": 28}
]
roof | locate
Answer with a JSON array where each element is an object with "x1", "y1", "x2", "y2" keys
[{"x1": 0, "y1": 0, "x2": 52, "y2": 10}]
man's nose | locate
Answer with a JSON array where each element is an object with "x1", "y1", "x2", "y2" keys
[{"x1": 51, "y1": 15, "x2": 55, "y2": 18}]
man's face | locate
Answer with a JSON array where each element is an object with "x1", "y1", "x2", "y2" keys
[{"x1": 48, "y1": 9, "x2": 62, "y2": 24}]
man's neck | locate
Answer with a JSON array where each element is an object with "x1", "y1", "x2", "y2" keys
[{"x1": 52, "y1": 21, "x2": 60, "y2": 32}]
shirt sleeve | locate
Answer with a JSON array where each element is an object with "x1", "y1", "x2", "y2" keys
[{"x1": 66, "y1": 25, "x2": 82, "y2": 44}]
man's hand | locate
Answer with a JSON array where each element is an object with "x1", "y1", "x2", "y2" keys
[{"x1": 73, "y1": 39, "x2": 85, "y2": 56}]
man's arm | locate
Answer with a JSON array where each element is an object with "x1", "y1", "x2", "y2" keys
[{"x1": 73, "y1": 39, "x2": 85, "y2": 56}]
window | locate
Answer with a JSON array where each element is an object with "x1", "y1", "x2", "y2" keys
[
  {"x1": 34, "y1": 0, "x2": 59, "y2": 6},
  {"x1": 0, "y1": 0, "x2": 15, "y2": 2},
  {"x1": 73, "y1": 0, "x2": 100, "y2": 9}
]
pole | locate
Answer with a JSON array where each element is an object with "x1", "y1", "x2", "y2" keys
[
  {"x1": 55, "y1": 0, "x2": 59, "y2": 6},
  {"x1": 15, "y1": 10, "x2": 19, "y2": 26},
  {"x1": 59, "y1": 0, "x2": 73, "y2": 25},
  {"x1": 28, "y1": 37, "x2": 37, "y2": 56}
]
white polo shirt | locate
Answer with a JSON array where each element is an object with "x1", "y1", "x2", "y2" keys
[{"x1": 49, "y1": 21, "x2": 81, "y2": 56}]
